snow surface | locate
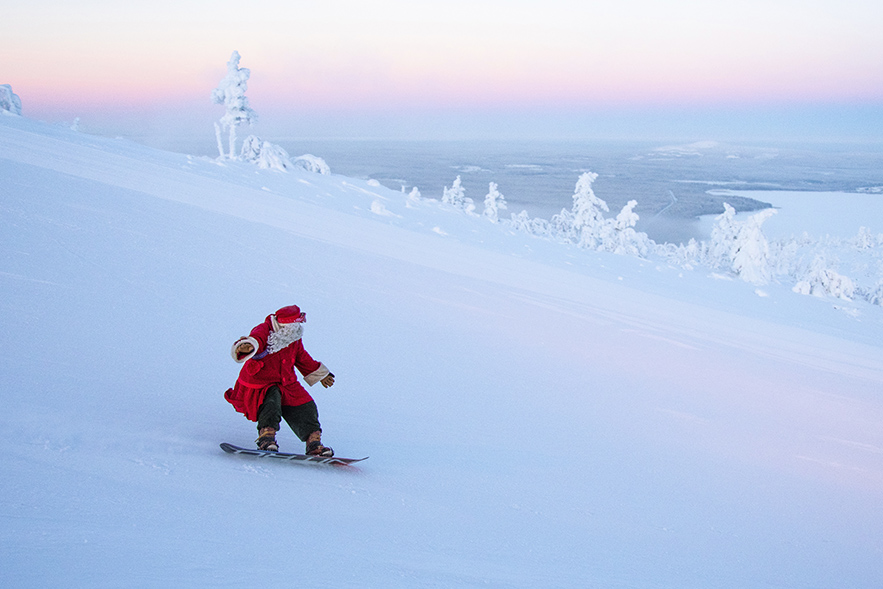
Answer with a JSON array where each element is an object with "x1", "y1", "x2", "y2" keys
[{"x1": 2, "y1": 113, "x2": 883, "y2": 588}]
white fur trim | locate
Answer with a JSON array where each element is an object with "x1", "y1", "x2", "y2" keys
[
  {"x1": 304, "y1": 362, "x2": 331, "y2": 386},
  {"x1": 231, "y1": 336, "x2": 259, "y2": 363}
]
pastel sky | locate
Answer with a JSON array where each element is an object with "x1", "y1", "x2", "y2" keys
[{"x1": 4, "y1": 0, "x2": 883, "y2": 141}]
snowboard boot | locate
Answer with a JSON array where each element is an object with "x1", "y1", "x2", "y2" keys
[
  {"x1": 256, "y1": 427, "x2": 279, "y2": 452},
  {"x1": 305, "y1": 430, "x2": 333, "y2": 457}
]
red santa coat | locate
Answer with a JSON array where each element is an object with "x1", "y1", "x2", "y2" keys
[{"x1": 224, "y1": 314, "x2": 330, "y2": 422}]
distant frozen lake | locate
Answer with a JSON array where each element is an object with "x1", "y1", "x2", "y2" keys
[{"x1": 699, "y1": 190, "x2": 883, "y2": 240}]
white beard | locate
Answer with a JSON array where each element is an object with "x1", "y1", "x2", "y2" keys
[{"x1": 267, "y1": 322, "x2": 304, "y2": 354}]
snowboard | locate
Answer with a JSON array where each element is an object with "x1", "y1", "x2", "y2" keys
[{"x1": 220, "y1": 442, "x2": 367, "y2": 468}]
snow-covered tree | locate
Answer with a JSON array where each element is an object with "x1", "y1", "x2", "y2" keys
[
  {"x1": 443, "y1": 176, "x2": 466, "y2": 206},
  {"x1": 707, "y1": 203, "x2": 740, "y2": 268},
  {"x1": 530, "y1": 216, "x2": 552, "y2": 237},
  {"x1": 570, "y1": 172, "x2": 609, "y2": 249},
  {"x1": 0, "y1": 84, "x2": 22, "y2": 115},
  {"x1": 508, "y1": 210, "x2": 533, "y2": 233},
  {"x1": 867, "y1": 279, "x2": 883, "y2": 306},
  {"x1": 550, "y1": 208, "x2": 577, "y2": 243},
  {"x1": 792, "y1": 255, "x2": 855, "y2": 299},
  {"x1": 600, "y1": 200, "x2": 650, "y2": 256},
  {"x1": 768, "y1": 237, "x2": 799, "y2": 278},
  {"x1": 240, "y1": 135, "x2": 291, "y2": 171},
  {"x1": 483, "y1": 182, "x2": 508, "y2": 223},
  {"x1": 667, "y1": 238, "x2": 702, "y2": 269},
  {"x1": 613, "y1": 200, "x2": 640, "y2": 232},
  {"x1": 406, "y1": 186, "x2": 422, "y2": 204},
  {"x1": 703, "y1": 204, "x2": 777, "y2": 283},
  {"x1": 292, "y1": 154, "x2": 331, "y2": 175},
  {"x1": 731, "y1": 208, "x2": 777, "y2": 284},
  {"x1": 211, "y1": 51, "x2": 258, "y2": 159},
  {"x1": 442, "y1": 176, "x2": 476, "y2": 213},
  {"x1": 853, "y1": 226, "x2": 879, "y2": 250},
  {"x1": 239, "y1": 135, "x2": 330, "y2": 174}
]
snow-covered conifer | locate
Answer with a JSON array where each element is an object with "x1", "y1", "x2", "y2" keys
[
  {"x1": 239, "y1": 135, "x2": 330, "y2": 174},
  {"x1": 768, "y1": 238, "x2": 799, "y2": 277},
  {"x1": 0, "y1": 84, "x2": 22, "y2": 115},
  {"x1": 211, "y1": 51, "x2": 258, "y2": 159},
  {"x1": 613, "y1": 200, "x2": 640, "y2": 232},
  {"x1": 853, "y1": 226, "x2": 878, "y2": 250},
  {"x1": 483, "y1": 182, "x2": 508, "y2": 223},
  {"x1": 707, "y1": 203, "x2": 740, "y2": 268},
  {"x1": 867, "y1": 279, "x2": 883, "y2": 306},
  {"x1": 731, "y1": 208, "x2": 776, "y2": 284},
  {"x1": 442, "y1": 176, "x2": 476, "y2": 213},
  {"x1": 550, "y1": 208, "x2": 576, "y2": 243},
  {"x1": 240, "y1": 135, "x2": 292, "y2": 171},
  {"x1": 292, "y1": 154, "x2": 331, "y2": 175},
  {"x1": 443, "y1": 176, "x2": 466, "y2": 207},
  {"x1": 792, "y1": 255, "x2": 855, "y2": 299},
  {"x1": 240, "y1": 134, "x2": 265, "y2": 163},
  {"x1": 508, "y1": 210, "x2": 533, "y2": 233},
  {"x1": 671, "y1": 239, "x2": 701, "y2": 269},
  {"x1": 600, "y1": 200, "x2": 650, "y2": 256},
  {"x1": 570, "y1": 172, "x2": 609, "y2": 249},
  {"x1": 530, "y1": 217, "x2": 552, "y2": 237}
]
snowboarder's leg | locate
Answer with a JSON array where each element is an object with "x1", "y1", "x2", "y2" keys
[
  {"x1": 305, "y1": 430, "x2": 334, "y2": 457},
  {"x1": 280, "y1": 400, "x2": 321, "y2": 441},
  {"x1": 256, "y1": 427, "x2": 278, "y2": 452},
  {"x1": 281, "y1": 401, "x2": 333, "y2": 457},
  {"x1": 255, "y1": 385, "x2": 282, "y2": 451}
]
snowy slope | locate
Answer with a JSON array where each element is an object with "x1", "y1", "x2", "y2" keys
[{"x1": 2, "y1": 113, "x2": 883, "y2": 588}]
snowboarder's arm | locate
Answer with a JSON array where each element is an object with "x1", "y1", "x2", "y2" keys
[
  {"x1": 231, "y1": 323, "x2": 268, "y2": 363},
  {"x1": 303, "y1": 362, "x2": 333, "y2": 387},
  {"x1": 294, "y1": 341, "x2": 334, "y2": 387},
  {"x1": 231, "y1": 336, "x2": 260, "y2": 363}
]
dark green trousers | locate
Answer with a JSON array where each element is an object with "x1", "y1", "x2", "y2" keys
[{"x1": 256, "y1": 385, "x2": 322, "y2": 442}]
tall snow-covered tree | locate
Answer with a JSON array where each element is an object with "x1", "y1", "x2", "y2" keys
[
  {"x1": 483, "y1": 182, "x2": 508, "y2": 222},
  {"x1": 707, "y1": 203, "x2": 740, "y2": 268},
  {"x1": 211, "y1": 51, "x2": 258, "y2": 159},
  {"x1": 731, "y1": 208, "x2": 777, "y2": 284},
  {"x1": 570, "y1": 172, "x2": 609, "y2": 249}
]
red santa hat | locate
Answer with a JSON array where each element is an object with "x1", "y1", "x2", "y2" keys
[{"x1": 275, "y1": 305, "x2": 306, "y2": 324}]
